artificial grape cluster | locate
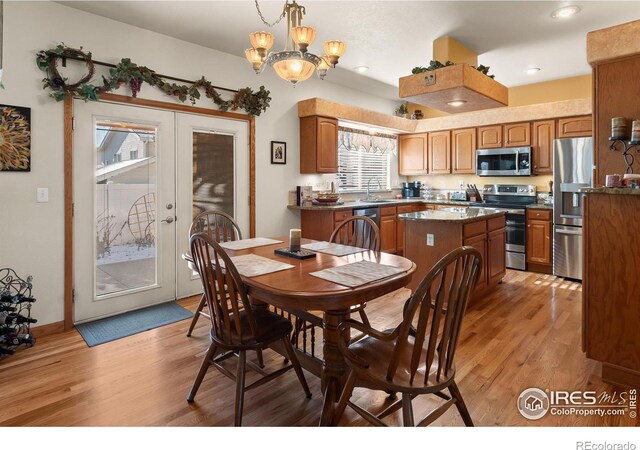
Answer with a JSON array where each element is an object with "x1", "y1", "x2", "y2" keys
[{"x1": 0, "y1": 269, "x2": 37, "y2": 359}]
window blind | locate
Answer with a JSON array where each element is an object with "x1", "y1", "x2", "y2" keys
[{"x1": 337, "y1": 129, "x2": 395, "y2": 193}]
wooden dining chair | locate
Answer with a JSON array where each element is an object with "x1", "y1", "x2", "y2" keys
[
  {"x1": 186, "y1": 232, "x2": 312, "y2": 426},
  {"x1": 330, "y1": 216, "x2": 380, "y2": 328},
  {"x1": 332, "y1": 246, "x2": 482, "y2": 427},
  {"x1": 186, "y1": 210, "x2": 242, "y2": 338}
]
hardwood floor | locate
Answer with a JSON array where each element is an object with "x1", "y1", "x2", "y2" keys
[{"x1": 0, "y1": 270, "x2": 636, "y2": 426}]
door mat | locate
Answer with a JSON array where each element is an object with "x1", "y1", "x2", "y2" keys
[{"x1": 76, "y1": 302, "x2": 193, "y2": 347}]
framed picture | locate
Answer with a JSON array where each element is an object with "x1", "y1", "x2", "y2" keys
[
  {"x1": 271, "y1": 141, "x2": 286, "y2": 165},
  {"x1": 0, "y1": 104, "x2": 31, "y2": 172}
]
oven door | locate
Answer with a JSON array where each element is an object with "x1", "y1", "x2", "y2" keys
[
  {"x1": 505, "y1": 211, "x2": 526, "y2": 253},
  {"x1": 476, "y1": 148, "x2": 531, "y2": 176}
]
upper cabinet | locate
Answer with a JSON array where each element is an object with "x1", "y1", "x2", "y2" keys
[
  {"x1": 300, "y1": 116, "x2": 338, "y2": 173},
  {"x1": 532, "y1": 120, "x2": 555, "y2": 175},
  {"x1": 503, "y1": 122, "x2": 531, "y2": 147},
  {"x1": 452, "y1": 128, "x2": 477, "y2": 174},
  {"x1": 477, "y1": 125, "x2": 502, "y2": 149},
  {"x1": 557, "y1": 115, "x2": 593, "y2": 138},
  {"x1": 428, "y1": 131, "x2": 451, "y2": 174},
  {"x1": 399, "y1": 133, "x2": 428, "y2": 175}
]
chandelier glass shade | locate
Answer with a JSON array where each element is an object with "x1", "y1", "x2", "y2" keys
[{"x1": 246, "y1": 1, "x2": 346, "y2": 85}]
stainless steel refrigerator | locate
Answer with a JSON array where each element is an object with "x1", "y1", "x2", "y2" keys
[{"x1": 552, "y1": 137, "x2": 593, "y2": 280}]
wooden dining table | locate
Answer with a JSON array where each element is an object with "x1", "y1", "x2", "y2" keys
[{"x1": 185, "y1": 236, "x2": 416, "y2": 426}]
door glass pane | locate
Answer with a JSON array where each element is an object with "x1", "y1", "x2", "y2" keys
[
  {"x1": 193, "y1": 131, "x2": 234, "y2": 218},
  {"x1": 95, "y1": 121, "x2": 157, "y2": 297}
]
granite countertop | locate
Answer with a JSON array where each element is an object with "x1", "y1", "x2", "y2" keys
[
  {"x1": 287, "y1": 198, "x2": 471, "y2": 211},
  {"x1": 398, "y1": 207, "x2": 506, "y2": 224},
  {"x1": 526, "y1": 203, "x2": 553, "y2": 210},
  {"x1": 581, "y1": 187, "x2": 640, "y2": 195}
]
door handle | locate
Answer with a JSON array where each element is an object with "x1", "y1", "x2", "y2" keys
[
  {"x1": 161, "y1": 216, "x2": 175, "y2": 224},
  {"x1": 555, "y1": 229, "x2": 581, "y2": 236}
]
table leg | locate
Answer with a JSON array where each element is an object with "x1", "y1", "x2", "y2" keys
[{"x1": 319, "y1": 309, "x2": 351, "y2": 426}]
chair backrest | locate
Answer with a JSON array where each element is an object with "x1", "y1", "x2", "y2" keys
[
  {"x1": 387, "y1": 246, "x2": 482, "y2": 386},
  {"x1": 189, "y1": 232, "x2": 257, "y2": 347},
  {"x1": 330, "y1": 216, "x2": 381, "y2": 251},
  {"x1": 189, "y1": 210, "x2": 242, "y2": 242}
]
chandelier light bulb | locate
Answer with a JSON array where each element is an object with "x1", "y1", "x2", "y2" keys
[
  {"x1": 245, "y1": 48, "x2": 264, "y2": 72},
  {"x1": 323, "y1": 40, "x2": 346, "y2": 66},
  {"x1": 249, "y1": 31, "x2": 274, "y2": 57},
  {"x1": 291, "y1": 26, "x2": 317, "y2": 53},
  {"x1": 316, "y1": 56, "x2": 331, "y2": 80}
]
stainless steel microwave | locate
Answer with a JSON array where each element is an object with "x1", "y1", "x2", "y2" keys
[{"x1": 476, "y1": 147, "x2": 532, "y2": 176}]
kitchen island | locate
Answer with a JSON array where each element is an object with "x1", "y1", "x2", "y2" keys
[{"x1": 400, "y1": 207, "x2": 506, "y2": 296}]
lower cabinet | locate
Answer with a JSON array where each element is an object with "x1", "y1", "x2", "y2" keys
[
  {"x1": 526, "y1": 208, "x2": 552, "y2": 273},
  {"x1": 462, "y1": 233, "x2": 488, "y2": 291},
  {"x1": 380, "y1": 206, "x2": 397, "y2": 253},
  {"x1": 487, "y1": 228, "x2": 506, "y2": 284}
]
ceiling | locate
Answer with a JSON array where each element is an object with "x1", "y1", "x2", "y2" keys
[{"x1": 58, "y1": 1, "x2": 640, "y2": 99}]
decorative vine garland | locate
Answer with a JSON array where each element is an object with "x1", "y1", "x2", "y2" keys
[
  {"x1": 412, "y1": 60, "x2": 495, "y2": 79},
  {"x1": 35, "y1": 44, "x2": 271, "y2": 116}
]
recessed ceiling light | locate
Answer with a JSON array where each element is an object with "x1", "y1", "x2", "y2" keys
[
  {"x1": 354, "y1": 65, "x2": 369, "y2": 73},
  {"x1": 524, "y1": 67, "x2": 541, "y2": 75},
  {"x1": 551, "y1": 5, "x2": 581, "y2": 19},
  {"x1": 447, "y1": 100, "x2": 467, "y2": 107}
]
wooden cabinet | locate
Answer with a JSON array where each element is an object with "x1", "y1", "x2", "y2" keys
[
  {"x1": 526, "y1": 208, "x2": 552, "y2": 273},
  {"x1": 583, "y1": 193, "x2": 640, "y2": 387},
  {"x1": 477, "y1": 125, "x2": 502, "y2": 149},
  {"x1": 300, "y1": 208, "x2": 351, "y2": 241},
  {"x1": 399, "y1": 133, "x2": 428, "y2": 175},
  {"x1": 487, "y1": 227, "x2": 506, "y2": 285},
  {"x1": 452, "y1": 128, "x2": 476, "y2": 174},
  {"x1": 503, "y1": 122, "x2": 531, "y2": 147},
  {"x1": 428, "y1": 131, "x2": 451, "y2": 174},
  {"x1": 463, "y1": 233, "x2": 488, "y2": 291},
  {"x1": 557, "y1": 115, "x2": 592, "y2": 138},
  {"x1": 405, "y1": 213, "x2": 505, "y2": 297},
  {"x1": 380, "y1": 206, "x2": 397, "y2": 253},
  {"x1": 300, "y1": 116, "x2": 338, "y2": 173},
  {"x1": 532, "y1": 120, "x2": 555, "y2": 175}
]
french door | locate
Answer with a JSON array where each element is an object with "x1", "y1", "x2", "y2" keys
[
  {"x1": 175, "y1": 113, "x2": 249, "y2": 298},
  {"x1": 73, "y1": 100, "x2": 249, "y2": 323}
]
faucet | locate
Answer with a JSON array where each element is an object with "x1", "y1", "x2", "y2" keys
[{"x1": 365, "y1": 177, "x2": 382, "y2": 201}]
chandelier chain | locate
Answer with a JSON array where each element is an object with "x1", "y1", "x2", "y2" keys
[{"x1": 254, "y1": 0, "x2": 287, "y2": 27}]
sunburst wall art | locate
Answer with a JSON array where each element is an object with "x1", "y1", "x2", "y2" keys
[{"x1": 0, "y1": 104, "x2": 31, "y2": 172}]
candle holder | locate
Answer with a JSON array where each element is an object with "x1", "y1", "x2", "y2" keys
[{"x1": 609, "y1": 137, "x2": 640, "y2": 174}]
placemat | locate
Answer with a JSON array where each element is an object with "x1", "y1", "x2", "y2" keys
[
  {"x1": 219, "y1": 237, "x2": 283, "y2": 251},
  {"x1": 229, "y1": 254, "x2": 294, "y2": 277},
  {"x1": 301, "y1": 241, "x2": 368, "y2": 257},
  {"x1": 309, "y1": 260, "x2": 405, "y2": 288}
]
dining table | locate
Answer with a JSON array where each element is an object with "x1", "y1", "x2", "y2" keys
[{"x1": 184, "y1": 236, "x2": 416, "y2": 426}]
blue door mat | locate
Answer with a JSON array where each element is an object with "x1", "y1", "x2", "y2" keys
[{"x1": 76, "y1": 302, "x2": 193, "y2": 347}]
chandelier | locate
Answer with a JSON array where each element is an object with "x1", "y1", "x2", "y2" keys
[{"x1": 245, "y1": 0, "x2": 346, "y2": 86}]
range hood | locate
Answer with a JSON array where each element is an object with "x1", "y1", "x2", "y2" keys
[{"x1": 399, "y1": 63, "x2": 508, "y2": 114}]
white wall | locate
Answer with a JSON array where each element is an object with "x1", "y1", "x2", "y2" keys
[{"x1": 0, "y1": 1, "x2": 398, "y2": 326}]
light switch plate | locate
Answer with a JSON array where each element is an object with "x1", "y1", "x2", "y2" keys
[
  {"x1": 37, "y1": 188, "x2": 49, "y2": 203},
  {"x1": 426, "y1": 234, "x2": 434, "y2": 246}
]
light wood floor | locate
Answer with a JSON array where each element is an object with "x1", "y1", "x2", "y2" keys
[{"x1": 0, "y1": 270, "x2": 636, "y2": 426}]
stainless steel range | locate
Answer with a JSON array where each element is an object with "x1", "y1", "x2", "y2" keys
[{"x1": 473, "y1": 184, "x2": 537, "y2": 270}]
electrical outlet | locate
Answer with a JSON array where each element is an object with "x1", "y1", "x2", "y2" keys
[
  {"x1": 37, "y1": 188, "x2": 49, "y2": 203},
  {"x1": 426, "y1": 234, "x2": 434, "y2": 246}
]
